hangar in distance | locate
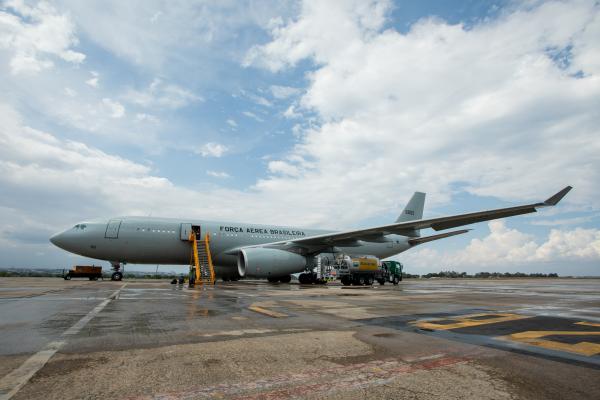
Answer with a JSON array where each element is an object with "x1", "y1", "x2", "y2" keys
[{"x1": 50, "y1": 186, "x2": 572, "y2": 281}]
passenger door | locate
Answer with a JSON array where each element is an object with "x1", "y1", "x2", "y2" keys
[{"x1": 105, "y1": 219, "x2": 122, "y2": 239}]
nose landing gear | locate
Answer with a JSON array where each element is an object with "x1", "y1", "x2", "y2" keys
[{"x1": 110, "y1": 262, "x2": 123, "y2": 281}]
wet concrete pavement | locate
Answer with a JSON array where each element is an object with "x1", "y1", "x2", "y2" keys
[{"x1": 0, "y1": 277, "x2": 599, "y2": 399}]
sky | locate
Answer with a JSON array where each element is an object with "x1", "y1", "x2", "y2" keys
[{"x1": 0, "y1": 0, "x2": 599, "y2": 276}]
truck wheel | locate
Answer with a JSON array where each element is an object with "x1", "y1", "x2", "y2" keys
[
  {"x1": 377, "y1": 279, "x2": 385, "y2": 285},
  {"x1": 393, "y1": 276, "x2": 399, "y2": 285},
  {"x1": 64, "y1": 275, "x2": 71, "y2": 280},
  {"x1": 111, "y1": 272, "x2": 123, "y2": 281},
  {"x1": 341, "y1": 276, "x2": 351, "y2": 286},
  {"x1": 366, "y1": 276, "x2": 373, "y2": 285},
  {"x1": 279, "y1": 275, "x2": 292, "y2": 284},
  {"x1": 267, "y1": 276, "x2": 279, "y2": 283},
  {"x1": 358, "y1": 276, "x2": 366, "y2": 286}
]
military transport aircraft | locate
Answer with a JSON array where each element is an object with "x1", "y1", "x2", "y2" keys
[{"x1": 50, "y1": 186, "x2": 572, "y2": 281}]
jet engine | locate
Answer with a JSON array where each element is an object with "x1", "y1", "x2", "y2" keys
[{"x1": 237, "y1": 248, "x2": 307, "y2": 278}]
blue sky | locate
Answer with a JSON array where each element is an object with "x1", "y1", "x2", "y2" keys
[{"x1": 0, "y1": 0, "x2": 599, "y2": 275}]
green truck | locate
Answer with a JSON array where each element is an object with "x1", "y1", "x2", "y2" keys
[{"x1": 379, "y1": 260, "x2": 403, "y2": 285}]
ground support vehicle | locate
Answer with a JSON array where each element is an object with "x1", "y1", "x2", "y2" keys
[
  {"x1": 63, "y1": 265, "x2": 103, "y2": 280},
  {"x1": 334, "y1": 256, "x2": 403, "y2": 286},
  {"x1": 378, "y1": 260, "x2": 403, "y2": 285},
  {"x1": 297, "y1": 255, "x2": 403, "y2": 286}
]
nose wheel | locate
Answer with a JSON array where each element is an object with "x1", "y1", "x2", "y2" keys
[{"x1": 110, "y1": 262, "x2": 123, "y2": 281}]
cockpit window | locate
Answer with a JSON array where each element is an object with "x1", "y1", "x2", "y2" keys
[{"x1": 73, "y1": 224, "x2": 87, "y2": 230}]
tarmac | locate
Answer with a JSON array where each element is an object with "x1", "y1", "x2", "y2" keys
[{"x1": 0, "y1": 277, "x2": 599, "y2": 399}]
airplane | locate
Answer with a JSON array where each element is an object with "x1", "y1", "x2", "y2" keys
[{"x1": 50, "y1": 186, "x2": 572, "y2": 282}]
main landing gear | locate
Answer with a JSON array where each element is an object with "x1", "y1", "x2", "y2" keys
[
  {"x1": 298, "y1": 272, "x2": 320, "y2": 284},
  {"x1": 110, "y1": 262, "x2": 123, "y2": 281}
]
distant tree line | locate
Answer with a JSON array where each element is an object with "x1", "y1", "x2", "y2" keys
[
  {"x1": 419, "y1": 270, "x2": 559, "y2": 278},
  {"x1": 0, "y1": 268, "x2": 561, "y2": 279}
]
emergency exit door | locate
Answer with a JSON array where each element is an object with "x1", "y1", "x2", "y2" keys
[{"x1": 105, "y1": 219, "x2": 122, "y2": 238}]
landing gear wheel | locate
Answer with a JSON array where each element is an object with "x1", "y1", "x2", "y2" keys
[
  {"x1": 267, "y1": 276, "x2": 279, "y2": 283},
  {"x1": 279, "y1": 275, "x2": 292, "y2": 284},
  {"x1": 299, "y1": 273, "x2": 316, "y2": 284},
  {"x1": 393, "y1": 276, "x2": 399, "y2": 285},
  {"x1": 111, "y1": 272, "x2": 123, "y2": 281}
]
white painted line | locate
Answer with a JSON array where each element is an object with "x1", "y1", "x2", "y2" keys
[{"x1": 0, "y1": 284, "x2": 126, "y2": 400}]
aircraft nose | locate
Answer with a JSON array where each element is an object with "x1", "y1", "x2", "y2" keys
[{"x1": 49, "y1": 231, "x2": 66, "y2": 249}]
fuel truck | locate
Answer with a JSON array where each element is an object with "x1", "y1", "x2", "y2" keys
[{"x1": 298, "y1": 254, "x2": 403, "y2": 286}]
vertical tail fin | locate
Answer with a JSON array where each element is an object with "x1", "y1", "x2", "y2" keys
[{"x1": 396, "y1": 192, "x2": 426, "y2": 223}]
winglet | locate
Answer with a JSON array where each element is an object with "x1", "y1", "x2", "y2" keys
[{"x1": 543, "y1": 186, "x2": 572, "y2": 206}]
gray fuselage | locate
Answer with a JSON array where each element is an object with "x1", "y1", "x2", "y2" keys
[{"x1": 50, "y1": 217, "x2": 411, "y2": 277}]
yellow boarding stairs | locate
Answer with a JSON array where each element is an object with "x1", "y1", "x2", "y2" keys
[{"x1": 189, "y1": 232, "x2": 216, "y2": 285}]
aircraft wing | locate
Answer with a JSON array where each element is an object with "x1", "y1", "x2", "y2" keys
[{"x1": 257, "y1": 186, "x2": 572, "y2": 250}]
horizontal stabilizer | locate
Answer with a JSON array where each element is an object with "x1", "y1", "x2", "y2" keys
[{"x1": 408, "y1": 229, "x2": 470, "y2": 246}]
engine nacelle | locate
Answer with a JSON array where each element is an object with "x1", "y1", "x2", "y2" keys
[{"x1": 237, "y1": 248, "x2": 307, "y2": 278}]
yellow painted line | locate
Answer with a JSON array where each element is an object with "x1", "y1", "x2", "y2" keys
[
  {"x1": 576, "y1": 321, "x2": 600, "y2": 328},
  {"x1": 499, "y1": 331, "x2": 600, "y2": 356},
  {"x1": 248, "y1": 305, "x2": 288, "y2": 318},
  {"x1": 411, "y1": 313, "x2": 531, "y2": 331}
]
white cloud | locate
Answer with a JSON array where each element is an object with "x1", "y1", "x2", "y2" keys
[
  {"x1": 242, "y1": 111, "x2": 264, "y2": 122},
  {"x1": 63, "y1": 87, "x2": 76, "y2": 97},
  {"x1": 135, "y1": 113, "x2": 159, "y2": 124},
  {"x1": 196, "y1": 142, "x2": 228, "y2": 158},
  {"x1": 85, "y1": 70, "x2": 99, "y2": 87},
  {"x1": 531, "y1": 214, "x2": 599, "y2": 226},
  {"x1": 268, "y1": 160, "x2": 300, "y2": 177},
  {"x1": 55, "y1": 1, "x2": 295, "y2": 70},
  {"x1": 101, "y1": 98, "x2": 125, "y2": 118},
  {"x1": 283, "y1": 104, "x2": 301, "y2": 119},
  {"x1": 226, "y1": 118, "x2": 238, "y2": 128},
  {"x1": 270, "y1": 85, "x2": 301, "y2": 99},
  {"x1": 0, "y1": 1, "x2": 85, "y2": 74},
  {"x1": 401, "y1": 221, "x2": 600, "y2": 270},
  {"x1": 125, "y1": 78, "x2": 202, "y2": 109},
  {"x1": 245, "y1": 0, "x2": 390, "y2": 71},
  {"x1": 241, "y1": 0, "x2": 600, "y2": 228},
  {"x1": 239, "y1": 90, "x2": 273, "y2": 107},
  {"x1": 206, "y1": 170, "x2": 230, "y2": 178}
]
